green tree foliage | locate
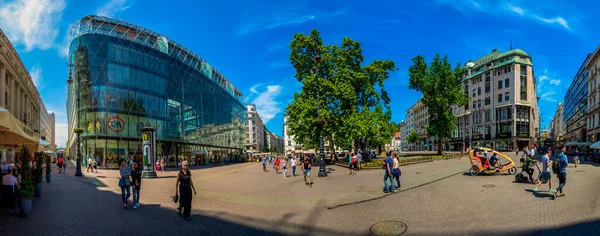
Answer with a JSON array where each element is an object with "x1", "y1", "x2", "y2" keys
[
  {"x1": 389, "y1": 122, "x2": 400, "y2": 135},
  {"x1": 285, "y1": 29, "x2": 397, "y2": 159},
  {"x1": 17, "y1": 145, "x2": 34, "y2": 199},
  {"x1": 407, "y1": 130, "x2": 418, "y2": 144},
  {"x1": 408, "y1": 54, "x2": 468, "y2": 154}
]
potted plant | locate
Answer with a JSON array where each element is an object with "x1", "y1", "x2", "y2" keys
[
  {"x1": 45, "y1": 153, "x2": 52, "y2": 182},
  {"x1": 17, "y1": 146, "x2": 34, "y2": 217},
  {"x1": 33, "y1": 152, "x2": 44, "y2": 197}
]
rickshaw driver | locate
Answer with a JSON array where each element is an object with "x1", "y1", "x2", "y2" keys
[{"x1": 489, "y1": 152, "x2": 499, "y2": 167}]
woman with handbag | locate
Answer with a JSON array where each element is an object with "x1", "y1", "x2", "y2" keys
[
  {"x1": 119, "y1": 159, "x2": 132, "y2": 209},
  {"x1": 175, "y1": 160, "x2": 196, "y2": 221}
]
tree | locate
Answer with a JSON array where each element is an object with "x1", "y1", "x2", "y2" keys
[
  {"x1": 407, "y1": 130, "x2": 418, "y2": 144},
  {"x1": 285, "y1": 29, "x2": 397, "y2": 161},
  {"x1": 408, "y1": 54, "x2": 468, "y2": 155}
]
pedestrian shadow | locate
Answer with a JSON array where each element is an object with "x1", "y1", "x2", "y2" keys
[
  {"x1": 0, "y1": 171, "x2": 351, "y2": 236},
  {"x1": 524, "y1": 189, "x2": 554, "y2": 199}
]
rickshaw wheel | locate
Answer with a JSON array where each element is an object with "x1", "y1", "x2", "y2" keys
[
  {"x1": 469, "y1": 166, "x2": 479, "y2": 176},
  {"x1": 508, "y1": 166, "x2": 517, "y2": 175}
]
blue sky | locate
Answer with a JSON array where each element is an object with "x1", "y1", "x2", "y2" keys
[{"x1": 1, "y1": 0, "x2": 598, "y2": 148}]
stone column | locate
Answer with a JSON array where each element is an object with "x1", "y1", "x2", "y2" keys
[{"x1": 0, "y1": 65, "x2": 5, "y2": 107}]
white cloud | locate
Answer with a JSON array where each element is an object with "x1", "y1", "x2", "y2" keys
[
  {"x1": 540, "y1": 91, "x2": 558, "y2": 103},
  {"x1": 235, "y1": 5, "x2": 349, "y2": 37},
  {"x1": 549, "y1": 79, "x2": 561, "y2": 86},
  {"x1": 29, "y1": 65, "x2": 43, "y2": 90},
  {"x1": 436, "y1": 0, "x2": 573, "y2": 32},
  {"x1": 96, "y1": 0, "x2": 134, "y2": 17},
  {"x1": 55, "y1": 123, "x2": 68, "y2": 148},
  {"x1": 534, "y1": 16, "x2": 570, "y2": 30},
  {"x1": 57, "y1": 23, "x2": 74, "y2": 58},
  {"x1": 249, "y1": 84, "x2": 261, "y2": 94},
  {"x1": 506, "y1": 4, "x2": 524, "y2": 15},
  {"x1": 252, "y1": 85, "x2": 283, "y2": 124},
  {"x1": 0, "y1": 0, "x2": 66, "y2": 51},
  {"x1": 539, "y1": 75, "x2": 549, "y2": 82}
]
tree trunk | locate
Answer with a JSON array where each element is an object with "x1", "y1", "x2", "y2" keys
[
  {"x1": 328, "y1": 134, "x2": 338, "y2": 162},
  {"x1": 437, "y1": 139, "x2": 443, "y2": 155}
]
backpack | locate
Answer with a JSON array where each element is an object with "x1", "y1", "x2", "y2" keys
[
  {"x1": 57, "y1": 157, "x2": 63, "y2": 164},
  {"x1": 552, "y1": 157, "x2": 561, "y2": 174}
]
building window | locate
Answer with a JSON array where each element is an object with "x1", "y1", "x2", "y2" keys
[
  {"x1": 498, "y1": 80, "x2": 503, "y2": 89},
  {"x1": 472, "y1": 89, "x2": 476, "y2": 98},
  {"x1": 498, "y1": 94, "x2": 503, "y2": 103},
  {"x1": 478, "y1": 100, "x2": 481, "y2": 108},
  {"x1": 485, "y1": 83, "x2": 490, "y2": 93},
  {"x1": 478, "y1": 87, "x2": 481, "y2": 95},
  {"x1": 505, "y1": 79, "x2": 509, "y2": 87},
  {"x1": 485, "y1": 111, "x2": 490, "y2": 122},
  {"x1": 485, "y1": 97, "x2": 490, "y2": 105},
  {"x1": 505, "y1": 92, "x2": 510, "y2": 101}
]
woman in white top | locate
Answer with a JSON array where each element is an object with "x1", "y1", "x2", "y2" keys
[
  {"x1": 2, "y1": 168, "x2": 20, "y2": 193},
  {"x1": 291, "y1": 157, "x2": 297, "y2": 177},
  {"x1": 391, "y1": 153, "x2": 402, "y2": 189}
]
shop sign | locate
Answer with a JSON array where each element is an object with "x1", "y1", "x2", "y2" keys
[
  {"x1": 496, "y1": 133, "x2": 511, "y2": 138},
  {"x1": 472, "y1": 135, "x2": 481, "y2": 140},
  {"x1": 108, "y1": 116, "x2": 125, "y2": 133}
]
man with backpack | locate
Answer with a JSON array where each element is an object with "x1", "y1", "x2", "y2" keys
[
  {"x1": 553, "y1": 145, "x2": 568, "y2": 199},
  {"x1": 533, "y1": 149, "x2": 553, "y2": 193}
]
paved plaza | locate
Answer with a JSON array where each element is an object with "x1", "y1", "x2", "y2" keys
[{"x1": 1, "y1": 154, "x2": 599, "y2": 235}]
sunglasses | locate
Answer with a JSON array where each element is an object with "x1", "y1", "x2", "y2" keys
[{"x1": 183, "y1": 164, "x2": 188, "y2": 166}]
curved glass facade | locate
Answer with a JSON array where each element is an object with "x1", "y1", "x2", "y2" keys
[{"x1": 66, "y1": 16, "x2": 246, "y2": 168}]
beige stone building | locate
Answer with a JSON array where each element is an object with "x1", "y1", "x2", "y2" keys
[
  {"x1": 245, "y1": 104, "x2": 264, "y2": 153},
  {"x1": 451, "y1": 48, "x2": 539, "y2": 151},
  {"x1": 0, "y1": 28, "x2": 45, "y2": 162},
  {"x1": 586, "y1": 45, "x2": 600, "y2": 143},
  {"x1": 549, "y1": 102, "x2": 564, "y2": 144}
]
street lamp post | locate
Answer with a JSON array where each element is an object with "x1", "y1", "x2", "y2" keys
[
  {"x1": 310, "y1": 51, "x2": 327, "y2": 178},
  {"x1": 67, "y1": 64, "x2": 90, "y2": 177}
]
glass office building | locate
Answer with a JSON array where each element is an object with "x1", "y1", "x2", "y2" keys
[
  {"x1": 563, "y1": 54, "x2": 591, "y2": 143},
  {"x1": 66, "y1": 15, "x2": 246, "y2": 168}
]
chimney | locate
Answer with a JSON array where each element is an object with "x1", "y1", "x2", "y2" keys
[{"x1": 492, "y1": 48, "x2": 498, "y2": 53}]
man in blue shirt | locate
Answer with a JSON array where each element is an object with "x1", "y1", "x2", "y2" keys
[
  {"x1": 383, "y1": 151, "x2": 395, "y2": 193},
  {"x1": 554, "y1": 145, "x2": 568, "y2": 199},
  {"x1": 489, "y1": 152, "x2": 499, "y2": 167},
  {"x1": 533, "y1": 149, "x2": 554, "y2": 193},
  {"x1": 261, "y1": 156, "x2": 267, "y2": 172}
]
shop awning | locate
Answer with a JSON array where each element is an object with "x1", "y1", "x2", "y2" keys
[
  {"x1": 0, "y1": 107, "x2": 40, "y2": 151},
  {"x1": 590, "y1": 141, "x2": 600, "y2": 149},
  {"x1": 565, "y1": 142, "x2": 580, "y2": 146},
  {"x1": 580, "y1": 142, "x2": 592, "y2": 146}
]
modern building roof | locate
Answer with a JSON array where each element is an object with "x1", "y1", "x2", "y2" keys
[{"x1": 69, "y1": 15, "x2": 246, "y2": 104}]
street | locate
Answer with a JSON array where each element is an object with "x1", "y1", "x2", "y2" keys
[{"x1": 1, "y1": 154, "x2": 599, "y2": 235}]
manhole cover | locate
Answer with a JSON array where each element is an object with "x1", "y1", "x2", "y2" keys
[
  {"x1": 370, "y1": 220, "x2": 407, "y2": 236},
  {"x1": 483, "y1": 184, "x2": 495, "y2": 188},
  {"x1": 575, "y1": 170, "x2": 585, "y2": 172},
  {"x1": 96, "y1": 176, "x2": 106, "y2": 178},
  {"x1": 415, "y1": 172, "x2": 421, "y2": 174}
]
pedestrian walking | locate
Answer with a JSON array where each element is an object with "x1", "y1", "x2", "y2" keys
[
  {"x1": 92, "y1": 158, "x2": 98, "y2": 173},
  {"x1": 176, "y1": 160, "x2": 196, "y2": 221},
  {"x1": 533, "y1": 149, "x2": 554, "y2": 194},
  {"x1": 291, "y1": 156, "x2": 297, "y2": 176},
  {"x1": 160, "y1": 157, "x2": 165, "y2": 172},
  {"x1": 392, "y1": 153, "x2": 402, "y2": 189},
  {"x1": 347, "y1": 153, "x2": 354, "y2": 175},
  {"x1": 131, "y1": 161, "x2": 142, "y2": 210},
  {"x1": 352, "y1": 153, "x2": 358, "y2": 171},
  {"x1": 62, "y1": 158, "x2": 67, "y2": 174},
  {"x1": 553, "y1": 145, "x2": 568, "y2": 199},
  {"x1": 87, "y1": 156, "x2": 93, "y2": 172},
  {"x1": 261, "y1": 156, "x2": 267, "y2": 172},
  {"x1": 357, "y1": 152, "x2": 363, "y2": 171},
  {"x1": 275, "y1": 157, "x2": 281, "y2": 174},
  {"x1": 57, "y1": 156, "x2": 64, "y2": 174},
  {"x1": 460, "y1": 149, "x2": 464, "y2": 160},
  {"x1": 282, "y1": 158, "x2": 288, "y2": 178},
  {"x1": 383, "y1": 151, "x2": 395, "y2": 193},
  {"x1": 118, "y1": 159, "x2": 132, "y2": 209},
  {"x1": 301, "y1": 156, "x2": 312, "y2": 187}
]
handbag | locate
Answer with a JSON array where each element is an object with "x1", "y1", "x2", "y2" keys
[{"x1": 172, "y1": 194, "x2": 179, "y2": 203}]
